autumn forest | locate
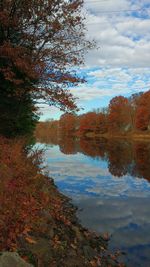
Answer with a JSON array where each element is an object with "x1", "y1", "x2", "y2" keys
[{"x1": 36, "y1": 89, "x2": 150, "y2": 139}]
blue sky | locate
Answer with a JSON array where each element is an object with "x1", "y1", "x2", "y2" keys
[{"x1": 40, "y1": 0, "x2": 150, "y2": 121}]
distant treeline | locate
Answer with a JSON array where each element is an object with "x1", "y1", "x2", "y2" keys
[{"x1": 36, "y1": 90, "x2": 150, "y2": 138}]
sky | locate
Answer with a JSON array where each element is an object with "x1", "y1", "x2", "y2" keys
[{"x1": 40, "y1": 0, "x2": 150, "y2": 121}]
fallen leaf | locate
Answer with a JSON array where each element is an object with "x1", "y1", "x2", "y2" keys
[{"x1": 25, "y1": 236, "x2": 37, "y2": 244}]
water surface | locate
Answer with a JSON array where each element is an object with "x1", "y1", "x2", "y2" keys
[{"x1": 39, "y1": 137, "x2": 150, "y2": 267}]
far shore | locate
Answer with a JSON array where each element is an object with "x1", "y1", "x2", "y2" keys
[{"x1": 82, "y1": 132, "x2": 150, "y2": 141}]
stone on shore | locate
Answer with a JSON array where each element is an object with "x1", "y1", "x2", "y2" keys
[{"x1": 0, "y1": 252, "x2": 33, "y2": 267}]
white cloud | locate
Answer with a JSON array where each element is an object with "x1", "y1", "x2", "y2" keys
[
  {"x1": 116, "y1": 18, "x2": 150, "y2": 39},
  {"x1": 84, "y1": 0, "x2": 150, "y2": 68},
  {"x1": 67, "y1": 67, "x2": 149, "y2": 103},
  {"x1": 85, "y1": 0, "x2": 131, "y2": 14},
  {"x1": 89, "y1": 68, "x2": 132, "y2": 82},
  {"x1": 70, "y1": 84, "x2": 129, "y2": 102}
]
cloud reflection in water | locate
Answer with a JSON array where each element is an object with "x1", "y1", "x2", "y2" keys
[{"x1": 42, "y1": 140, "x2": 150, "y2": 267}]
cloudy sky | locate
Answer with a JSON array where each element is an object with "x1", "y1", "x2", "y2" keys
[{"x1": 40, "y1": 0, "x2": 150, "y2": 120}]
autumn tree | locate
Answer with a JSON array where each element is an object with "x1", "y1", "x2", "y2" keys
[
  {"x1": 108, "y1": 96, "x2": 131, "y2": 133},
  {"x1": 59, "y1": 113, "x2": 77, "y2": 136},
  {"x1": 96, "y1": 112, "x2": 108, "y2": 134},
  {"x1": 0, "y1": 0, "x2": 92, "y2": 137},
  {"x1": 135, "y1": 90, "x2": 150, "y2": 131},
  {"x1": 79, "y1": 112, "x2": 98, "y2": 136},
  {"x1": 128, "y1": 92, "x2": 143, "y2": 131}
]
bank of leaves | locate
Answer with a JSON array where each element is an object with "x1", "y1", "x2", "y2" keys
[{"x1": 0, "y1": 137, "x2": 125, "y2": 267}]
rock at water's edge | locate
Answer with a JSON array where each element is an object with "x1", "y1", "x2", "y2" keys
[{"x1": 0, "y1": 252, "x2": 33, "y2": 267}]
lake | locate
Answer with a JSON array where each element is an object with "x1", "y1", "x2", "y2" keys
[{"x1": 38, "y1": 137, "x2": 150, "y2": 267}]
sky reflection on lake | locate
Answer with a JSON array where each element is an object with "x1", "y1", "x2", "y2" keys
[{"x1": 41, "y1": 140, "x2": 150, "y2": 267}]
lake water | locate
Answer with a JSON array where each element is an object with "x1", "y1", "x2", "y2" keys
[{"x1": 38, "y1": 137, "x2": 150, "y2": 267}]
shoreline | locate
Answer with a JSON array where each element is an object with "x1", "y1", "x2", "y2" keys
[
  {"x1": 82, "y1": 132, "x2": 150, "y2": 142},
  {"x1": 0, "y1": 137, "x2": 125, "y2": 267},
  {"x1": 0, "y1": 176, "x2": 125, "y2": 267}
]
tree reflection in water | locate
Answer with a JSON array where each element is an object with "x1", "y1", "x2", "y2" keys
[
  {"x1": 59, "y1": 137, "x2": 77, "y2": 155},
  {"x1": 38, "y1": 134, "x2": 150, "y2": 182}
]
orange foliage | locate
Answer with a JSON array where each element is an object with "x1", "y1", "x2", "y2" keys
[
  {"x1": 108, "y1": 96, "x2": 131, "y2": 133},
  {"x1": 135, "y1": 90, "x2": 150, "y2": 131},
  {"x1": 0, "y1": 0, "x2": 92, "y2": 111},
  {"x1": 35, "y1": 90, "x2": 150, "y2": 141},
  {"x1": 0, "y1": 137, "x2": 70, "y2": 251},
  {"x1": 79, "y1": 112, "x2": 97, "y2": 135},
  {"x1": 59, "y1": 113, "x2": 77, "y2": 137}
]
